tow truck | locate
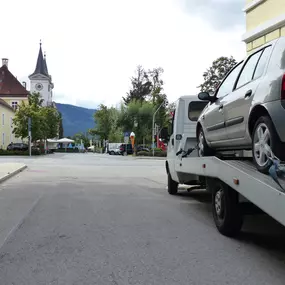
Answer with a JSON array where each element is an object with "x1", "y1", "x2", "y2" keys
[{"x1": 165, "y1": 96, "x2": 285, "y2": 237}]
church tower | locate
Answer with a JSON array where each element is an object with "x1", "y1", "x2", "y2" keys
[{"x1": 29, "y1": 41, "x2": 54, "y2": 106}]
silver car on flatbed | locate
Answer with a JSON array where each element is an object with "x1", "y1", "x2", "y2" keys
[{"x1": 197, "y1": 36, "x2": 285, "y2": 173}]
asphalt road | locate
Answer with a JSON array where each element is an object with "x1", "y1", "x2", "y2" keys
[{"x1": 0, "y1": 153, "x2": 285, "y2": 284}]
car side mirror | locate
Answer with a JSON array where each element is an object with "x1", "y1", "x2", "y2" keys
[{"x1": 198, "y1": 92, "x2": 214, "y2": 102}]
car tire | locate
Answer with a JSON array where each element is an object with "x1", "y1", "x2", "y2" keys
[
  {"x1": 212, "y1": 180, "x2": 243, "y2": 237},
  {"x1": 168, "y1": 173, "x2": 178, "y2": 195},
  {"x1": 252, "y1": 116, "x2": 283, "y2": 174},
  {"x1": 110, "y1": 151, "x2": 115, "y2": 155},
  {"x1": 197, "y1": 127, "x2": 215, "y2": 157}
]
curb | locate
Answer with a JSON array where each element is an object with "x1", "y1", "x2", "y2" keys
[
  {"x1": 135, "y1": 157, "x2": 166, "y2": 160},
  {"x1": 0, "y1": 165, "x2": 27, "y2": 184}
]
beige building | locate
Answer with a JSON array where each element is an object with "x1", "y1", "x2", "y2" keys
[{"x1": 242, "y1": 0, "x2": 285, "y2": 52}]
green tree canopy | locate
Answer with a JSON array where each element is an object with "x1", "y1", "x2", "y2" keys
[
  {"x1": 13, "y1": 92, "x2": 60, "y2": 142},
  {"x1": 198, "y1": 56, "x2": 237, "y2": 94}
]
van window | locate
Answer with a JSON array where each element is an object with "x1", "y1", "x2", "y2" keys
[{"x1": 188, "y1": 101, "x2": 208, "y2": 121}]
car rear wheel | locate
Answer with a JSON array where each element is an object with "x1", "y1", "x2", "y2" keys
[
  {"x1": 197, "y1": 128, "x2": 215, "y2": 157},
  {"x1": 252, "y1": 116, "x2": 283, "y2": 173}
]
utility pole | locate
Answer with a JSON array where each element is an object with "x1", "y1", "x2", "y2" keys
[
  {"x1": 152, "y1": 100, "x2": 165, "y2": 157},
  {"x1": 28, "y1": 117, "x2": 32, "y2": 157}
]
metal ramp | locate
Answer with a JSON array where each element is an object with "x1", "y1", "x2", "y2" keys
[{"x1": 178, "y1": 157, "x2": 285, "y2": 227}]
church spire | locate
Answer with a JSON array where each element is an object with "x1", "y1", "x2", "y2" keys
[
  {"x1": 29, "y1": 40, "x2": 49, "y2": 78},
  {"x1": 43, "y1": 51, "x2": 49, "y2": 75}
]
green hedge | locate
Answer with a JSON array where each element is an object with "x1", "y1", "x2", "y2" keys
[
  {"x1": 137, "y1": 150, "x2": 166, "y2": 157},
  {"x1": 0, "y1": 149, "x2": 41, "y2": 156},
  {"x1": 54, "y1": 148, "x2": 80, "y2": 153}
]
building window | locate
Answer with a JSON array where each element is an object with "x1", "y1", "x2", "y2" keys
[
  {"x1": 11, "y1": 102, "x2": 18, "y2": 110},
  {"x1": 2, "y1": 114, "x2": 4, "y2": 126},
  {"x1": 10, "y1": 117, "x2": 13, "y2": 128},
  {"x1": 2, "y1": 133, "x2": 4, "y2": 146}
]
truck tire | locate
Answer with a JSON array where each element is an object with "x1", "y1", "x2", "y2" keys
[
  {"x1": 168, "y1": 173, "x2": 178, "y2": 195},
  {"x1": 212, "y1": 180, "x2": 243, "y2": 237},
  {"x1": 197, "y1": 128, "x2": 215, "y2": 157},
  {"x1": 252, "y1": 116, "x2": 283, "y2": 173}
]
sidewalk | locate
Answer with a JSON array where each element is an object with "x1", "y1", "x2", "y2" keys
[{"x1": 0, "y1": 163, "x2": 27, "y2": 183}]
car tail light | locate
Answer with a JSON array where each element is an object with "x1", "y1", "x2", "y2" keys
[{"x1": 281, "y1": 74, "x2": 285, "y2": 100}]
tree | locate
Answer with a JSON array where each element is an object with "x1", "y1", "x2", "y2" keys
[
  {"x1": 73, "y1": 132, "x2": 90, "y2": 148},
  {"x1": 118, "y1": 100, "x2": 153, "y2": 144},
  {"x1": 40, "y1": 107, "x2": 61, "y2": 140},
  {"x1": 13, "y1": 92, "x2": 44, "y2": 142},
  {"x1": 90, "y1": 104, "x2": 112, "y2": 140},
  {"x1": 198, "y1": 56, "x2": 237, "y2": 94},
  {"x1": 58, "y1": 112, "x2": 64, "y2": 138},
  {"x1": 13, "y1": 92, "x2": 60, "y2": 143},
  {"x1": 123, "y1": 66, "x2": 152, "y2": 104}
]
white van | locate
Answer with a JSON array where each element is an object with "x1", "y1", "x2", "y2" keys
[
  {"x1": 107, "y1": 143, "x2": 122, "y2": 155},
  {"x1": 166, "y1": 95, "x2": 208, "y2": 186}
]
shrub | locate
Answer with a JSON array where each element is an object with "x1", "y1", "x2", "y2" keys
[
  {"x1": 137, "y1": 151, "x2": 150, "y2": 156},
  {"x1": 137, "y1": 150, "x2": 166, "y2": 157},
  {"x1": 54, "y1": 148, "x2": 80, "y2": 153},
  {"x1": 0, "y1": 149, "x2": 41, "y2": 156}
]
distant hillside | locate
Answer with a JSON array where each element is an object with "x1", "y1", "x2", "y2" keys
[{"x1": 56, "y1": 103, "x2": 96, "y2": 137}]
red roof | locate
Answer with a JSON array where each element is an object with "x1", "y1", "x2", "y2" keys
[{"x1": 0, "y1": 65, "x2": 29, "y2": 97}]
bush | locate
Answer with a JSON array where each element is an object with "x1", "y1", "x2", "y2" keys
[
  {"x1": 54, "y1": 148, "x2": 80, "y2": 153},
  {"x1": 137, "y1": 150, "x2": 166, "y2": 157},
  {"x1": 137, "y1": 151, "x2": 150, "y2": 156},
  {"x1": 0, "y1": 149, "x2": 41, "y2": 156}
]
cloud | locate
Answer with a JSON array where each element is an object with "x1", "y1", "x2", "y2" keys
[{"x1": 177, "y1": 0, "x2": 245, "y2": 30}]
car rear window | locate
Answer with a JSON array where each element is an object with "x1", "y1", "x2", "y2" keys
[{"x1": 188, "y1": 101, "x2": 208, "y2": 121}]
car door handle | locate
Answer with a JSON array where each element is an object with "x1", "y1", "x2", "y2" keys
[
  {"x1": 244, "y1": 89, "x2": 252, "y2": 98},
  {"x1": 171, "y1": 138, "x2": 174, "y2": 145},
  {"x1": 219, "y1": 104, "x2": 223, "y2": 110}
]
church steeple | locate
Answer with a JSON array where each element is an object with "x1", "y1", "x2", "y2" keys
[
  {"x1": 29, "y1": 40, "x2": 49, "y2": 78},
  {"x1": 43, "y1": 52, "x2": 49, "y2": 75}
]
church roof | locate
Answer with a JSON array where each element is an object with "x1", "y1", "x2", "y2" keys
[
  {"x1": 29, "y1": 43, "x2": 49, "y2": 78},
  {"x1": 0, "y1": 64, "x2": 29, "y2": 97}
]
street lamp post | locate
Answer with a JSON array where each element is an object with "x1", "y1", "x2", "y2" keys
[{"x1": 152, "y1": 100, "x2": 165, "y2": 157}]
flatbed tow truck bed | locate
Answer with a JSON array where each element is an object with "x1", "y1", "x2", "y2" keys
[{"x1": 176, "y1": 156, "x2": 285, "y2": 234}]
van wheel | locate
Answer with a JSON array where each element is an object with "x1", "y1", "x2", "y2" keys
[
  {"x1": 212, "y1": 181, "x2": 243, "y2": 237},
  {"x1": 168, "y1": 173, "x2": 178, "y2": 195},
  {"x1": 252, "y1": 116, "x2": 283, "y2": 173},
  {"x1": 197, "y1": 128, "x2": 215, "y2": 157}
]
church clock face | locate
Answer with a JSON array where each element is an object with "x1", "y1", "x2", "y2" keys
[{"x1": 35, "y1": 83, "x2": 43, "y2": 91}]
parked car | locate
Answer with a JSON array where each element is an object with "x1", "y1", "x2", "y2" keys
[
  {"x1": 119, "y1": 143, "x2": 133, "y2": 155},
  {"x1": 137, "y1": 146, "x2": 150, "y2": 152},
  {"x1": 197, "y1": 37, "x2": 285, "y2": 173},
  {"x1": 7, "y1": 143, "x2": 28, "y2": 151}
]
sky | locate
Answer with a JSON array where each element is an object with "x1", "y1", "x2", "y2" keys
[{"x1": 1, "y1": 0, "x2": 246, "y2": 109}]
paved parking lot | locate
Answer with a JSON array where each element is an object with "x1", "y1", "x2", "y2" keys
[{"x1": 0, "y1": 153, "x2": 285, "y2": 284}]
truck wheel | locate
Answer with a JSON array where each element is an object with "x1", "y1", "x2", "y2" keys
[
  {"x1": 168, "y1": 173, "x2": 178, "y2": 195},
  {"x1": 197, "y1": 128, "x2": 215, "y2": 157},
  {"x1": 212, "y1": 181, "x2": 243, "y2": 237},
  {"x1": 252, "y1": 116, "x2": 283, "y2": 173}
]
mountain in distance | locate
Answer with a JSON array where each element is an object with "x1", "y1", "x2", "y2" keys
[{"x1": 55, "y1": 103, "x2": 96, "y2": 137}]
